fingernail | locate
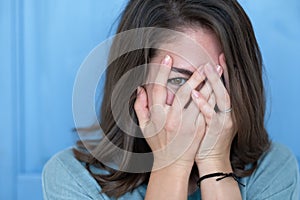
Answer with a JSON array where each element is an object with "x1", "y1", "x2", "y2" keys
[
  {"x1": 162, "y1": 55, "x2": 171, "y2": 65},
  {"x1": 216, "y1": 65, "x2": 223, "y2": 74},
  {"x1": 192, "y1": 90, "x2": 200, "y2": 98}
]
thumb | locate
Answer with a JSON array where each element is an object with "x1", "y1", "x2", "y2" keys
[{"x1": 134, "y1": 86, "x2": 150, "y2": 129}]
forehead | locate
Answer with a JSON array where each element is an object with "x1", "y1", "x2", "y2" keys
[{"x1": 151, "y1": 27, "x2": 222, "y2": 71}]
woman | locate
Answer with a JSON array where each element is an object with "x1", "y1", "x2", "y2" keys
[{"x1": 42, "y1": 0, "x2": 299, "y2": 199}]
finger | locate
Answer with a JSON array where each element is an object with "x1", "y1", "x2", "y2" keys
[
  {"x1": 185, "y1": 81, "x2": 210, "y2": 119},
  {"x1": 172, "y1": 66, "x2": 205, "y2": 111},
  {"x1": 151, "y1": 55, "x2": 172, "y2": 105},
  {"x1": 184, "y1": 98, "x2": 200, "y2": 125},
  {"x1": 187, "y1": 87, "x2": 215, "y2": 118},
  {"x1": 208, "y1": 92, "x2": 216, "y2": 109},
  {"x1": 188, "y1": 90, "x2": 216, "y2": 123},
  {"x1": 199, "y1": 64, "x2": 223, "y2": 101},
  {"x1": 191, "y1": 89, "x2": 216, "y2": 124},
  {"x1": 187, "y1": 89, "x2": 215, "y2": 128},
  {"x1": 195, "y1": 112, "x2": 205, "y2": 133},
  {"x1": 134, "y1": 86, "x2": 150, "y2": 129},
  {"x1": 198, "y1": 80, "x2": 210, "y2": 101},
  {"x1": 204, "y1": 63, "x2": 231, "y2": 111},
  {"x1": 182, "y1": 63, "x2": 222, "y2": 111}
]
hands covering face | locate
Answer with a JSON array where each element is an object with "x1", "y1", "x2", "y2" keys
[{"x1": 134, "y1": 55, "x2": 235, "y2": 170}]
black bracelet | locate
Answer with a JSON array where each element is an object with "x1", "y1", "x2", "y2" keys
[{"x1": 197, "y1": 172, "x2": 245, "y2": 187}]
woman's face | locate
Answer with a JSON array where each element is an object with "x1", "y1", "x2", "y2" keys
[{"x1": 147, "y1": 27, "x2": 224, "y2": 105}]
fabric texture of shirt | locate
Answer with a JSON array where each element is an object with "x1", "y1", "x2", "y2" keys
[{"x1": 42, "y1": 142, "x2": 300, "y2": 200}]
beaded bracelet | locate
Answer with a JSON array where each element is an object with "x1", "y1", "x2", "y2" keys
[{"x1": 197, "y1": 172, "x2": 245, "y2": 187}]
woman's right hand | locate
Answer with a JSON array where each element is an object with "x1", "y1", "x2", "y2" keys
[{"x1": 134, "y1": 55, "x2": 208, "y2": 171}]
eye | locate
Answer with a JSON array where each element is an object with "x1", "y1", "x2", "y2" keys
[{"x1": 167, "y1": 77, "x2": 188, "y2": 86}]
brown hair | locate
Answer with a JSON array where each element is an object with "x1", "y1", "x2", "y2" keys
[{"x1": 74, "y1": 0, "x2": 270, "y2": 198}]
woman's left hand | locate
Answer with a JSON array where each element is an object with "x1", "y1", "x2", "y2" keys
[{"x1": 192, "y1": 54, "x2": 236, "y2": 172}]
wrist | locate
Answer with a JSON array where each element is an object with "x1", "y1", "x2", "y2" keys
[
  {"x1": 153, "y1": 155, "x2": 194, "y2": 174},
  {"x1": 151, "y1": 162, "x2": 192, "y2": 182},
  {"x1": 146, "y1": 161, "x2": 192, "y2": 199},
  {"x1": 196, "y1": 157, "x2": 232, "y2": 176}
]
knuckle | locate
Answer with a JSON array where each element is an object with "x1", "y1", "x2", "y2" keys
[
  {"x1": 206, "y1": 114, "x2": 212, "y2": 121},
  {"x1": 152, "y1": 85, "x2": 162, "y2": 94},
  {"x1": 165, "y1": 120, "x2": 177, "y2": 132},
  {"x1": 164, "y1": 122, "x2": 173, "y2": 132},
  {"x1": 206, "y1": 110, "x2": 214, "y2": 121}
]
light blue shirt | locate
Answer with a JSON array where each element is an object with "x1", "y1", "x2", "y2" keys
[{"x1": 42, "y1": 142, "x2": 300, "y2": 199}]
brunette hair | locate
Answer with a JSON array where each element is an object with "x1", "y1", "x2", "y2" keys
[{"x1": 74, "y1": 0, "x2": 270, "y2": 198}]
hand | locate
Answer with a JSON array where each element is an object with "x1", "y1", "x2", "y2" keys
[
  {"x1": 192, "y1": 54, "x2": 235, "y2": 167},
  {"x1": 134, "y1": 55, "x2": 208, "y2": 171}
]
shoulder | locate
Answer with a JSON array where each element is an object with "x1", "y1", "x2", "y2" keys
[
  {"x1": 42, "y1": 148, "x2": 108, "y2": 200},
  {"x1": 241, "y1": 142, "x2": 300, "y2": 200},
  {"x1": 261, "y1": 142, "x2": 298, "y2": 162},
  {"x1": 42, "y1": 148, "x2": 147, "y2": 200}
]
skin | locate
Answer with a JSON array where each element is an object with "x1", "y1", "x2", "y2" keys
[{"x1": 134, "y1": 27, "x2": 242, "y2": 199}]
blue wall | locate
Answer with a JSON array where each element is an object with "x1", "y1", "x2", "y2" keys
[
  {"x1": 0, "y1": 0, "x2": 299, "y2": 199},
  {"x1": 239, "y1": 0, "x2": 300, "y2": 162}
]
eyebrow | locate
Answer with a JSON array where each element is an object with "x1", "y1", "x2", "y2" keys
[{"x1": 171, "y1": 67, "x2": 193, "y2": 77}]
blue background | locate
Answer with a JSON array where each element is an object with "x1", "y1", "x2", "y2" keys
[{"x1": 0, "y1": 0, "x2": 299, "y2": 199}]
